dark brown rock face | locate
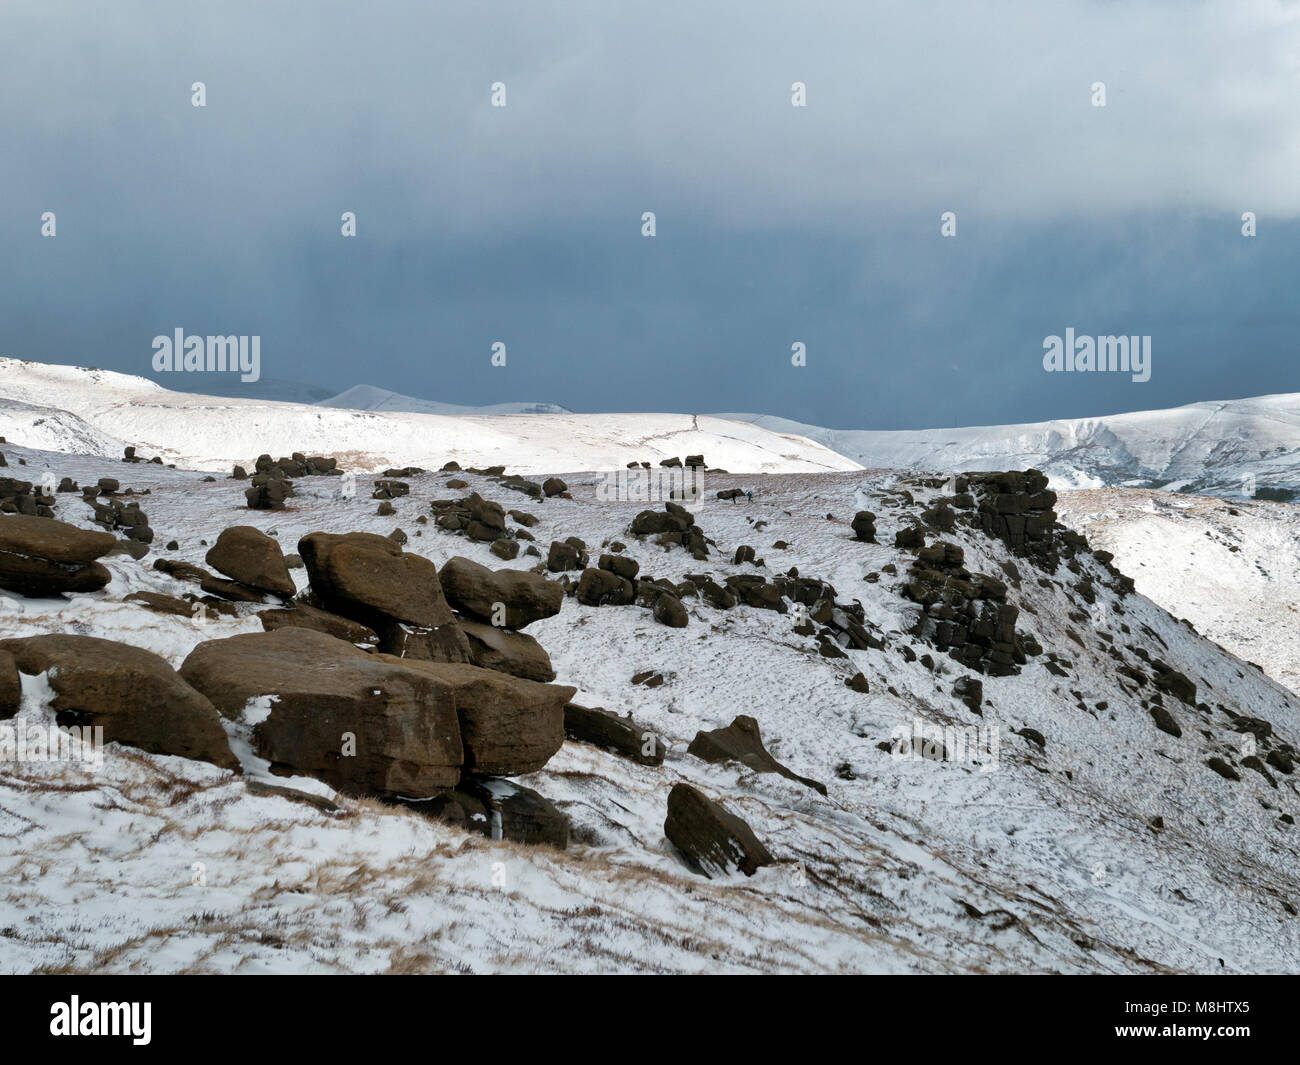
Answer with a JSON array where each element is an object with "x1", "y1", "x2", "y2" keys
[
  {"x1": 598, "y1": 553, "x2": 639, "y2": 581},
  {"x1": 411, "y1": 777, "x2": 569, "y2": 848},
  {"x1": 298, "y1": 531, "x2": 455, "y2": 630},
  {"x1": 0, "y1": 515, "x2": 116, "y2": 596},
  {"x1": 126, "y1": 590, "x2": 200, "y2": 618},
  {"x1": 206, "y1": 526, "x2": 296, "y2": 598},
  {"x1": 653, "y1": 593, "x2": 689, "y2": 627},
  {"x1": 563, "y1": 703, "x2": 665, "y2": 765},
  {"x1": 389, "y1": 658, "x2": 575, "y2": 776},
  {"x1": 438, "y1": 556, "x2": 563, "y2": 629},
  {"x1": 687, "y1": 715, "x2": 826, "y2": 794},
  {"x1": 180, "y1": 629, "x2": 462, "y2": 796},
  {"x1": 257, "y1": 601, "x2": 379, "y2": 648},
  {"x1": 902, "y1": 540, "x2": 1034, "y2": 677},
  {"x1": 664, "y1": 783, "x2": 774, "y2": 878},
  {"x1": 458, "y1": 620, "x2": 556, "y2": 682},
  {"x1": 965, "y1": 470, "x2": 1066, "y2": 571},
  {"x1": 0, "y1": 634, "x2": 238, "y2": 769},
  {"x1": 576, "y1": 567, "x2": 635, "y2": 607},
  {"x1": 547, "y1": 540, "x2": 586, "y2": 572},
  {"x1": 0, "y1": 649, "x2": 21, "y2": 719}
]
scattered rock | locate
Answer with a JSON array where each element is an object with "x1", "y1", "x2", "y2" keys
[
  {"x1": 1150, "y1": 705, "x2": 1182, "y2": 738},
  {"x1": 414, "y1": 777, "x2": 569, "y2": 848},
  {"x1": 664, "y1": 783, "x2": 774, "y2": 878},
  {"x1": 653, "y1": 593, "x2": 689, "y2": 627},
  {"x1": 205, "y1": 526, "x2": 296, "y2": 598},
  {"x1": 1205, "y1": 757, "x2": 1240, "y2": 782},
  {"x1": 563, "y1": 703, "x2": 665, "y2": 765},
  {"x1": 851, "y1": 511, "x2": 877, "y2": 542},
  {"x1": 688, "y1": 715, "x2": 826, "y2": 794}
]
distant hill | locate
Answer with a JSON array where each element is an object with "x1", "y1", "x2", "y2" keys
[
  {"x1": 723, "y1": 394, "x2": 1300, "y2": 500},
  {"x1": 0, "y1": 357, "x2": 855, "y2": 475},
  {"x1": 319, "y1": 384, "x2": 571, "y2": 416}
]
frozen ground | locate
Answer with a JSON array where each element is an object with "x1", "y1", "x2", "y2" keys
[{"x1": 1, "y1": 436, "x2": 1298, "y2": 974}]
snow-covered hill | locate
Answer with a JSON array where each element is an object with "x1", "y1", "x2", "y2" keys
[
  {"x1": 727, "y1": 395, "x2": 1300, "y2": 499},
  {"x1": 0, "y1": 358, "x2": 857, "y2": 475},
  {"x1": 0, "y1": 435, "x2": 1297, "y2": 974},
  {"x1": 320, "y1": 383, "x2": 571, "y2": 417}
]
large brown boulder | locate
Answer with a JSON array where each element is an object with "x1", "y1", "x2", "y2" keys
[
  {"x1": 388, "y1": 657, "x2": 574, "y2": 776},
  {"x1": 438, "y1": 556, "x2": 563, "y2": 629},
  {"x1": 664, "y1": 783, "x2": 774, "y2": 878},
  {"x1": 0, "y1": 515, "x2": 115, "y2": 596},
  {"x1": 458, "y1": 619, "x2": 556, "y2": 682},
  {"x1": 205, "y1": 526, "x2": 296, "y2": 598},
  {"x1": 180, "y1": 629, "x2": 463, "y2": 796},
  {"x1": 0, "y1": 634, "x2": 238, "y2": 770},
  {"x1": 0, "y1": 515, "x2": 116, "y2": 564},
  {"x1": 298, "y1": 531, "x2": 456, "y2": 629}
]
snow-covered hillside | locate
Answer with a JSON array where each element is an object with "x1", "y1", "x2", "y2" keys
[
  {"x1": 1058, "y1": 489, "x2": 1300, "y2": 697},
  {"x1": 0, "y1": 358, "x2": 857, "y2": 475},
  {"x1": 727, "y1": 394, "x2": 1300, "y2": 499},
  {"x1": 0, "y1": 435, "x2": 1297, "y2": 974},
  {"x1": 320, "y1": 383, "x2": 571, "y2": 417}
]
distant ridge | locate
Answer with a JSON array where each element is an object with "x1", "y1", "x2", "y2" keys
[
  {"x1": 319, "y1": 383, "x2": 571, "y2": 416},
  {"x1": 723, "y1": 394, "x2": 1300, "y2": 500},
  {"x1": 0, "y1": 357, "x2": 854, "y2": 475}
]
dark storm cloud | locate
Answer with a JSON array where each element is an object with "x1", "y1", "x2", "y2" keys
[{"x1": 1, "y1": 0, "x2": 1297, "y2": 429}]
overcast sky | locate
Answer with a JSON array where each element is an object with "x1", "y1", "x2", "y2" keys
[{"x1": 1, "y1": 0, "x2": 1297, "y2": 429}]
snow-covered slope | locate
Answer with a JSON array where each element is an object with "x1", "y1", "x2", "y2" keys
[
  {"x1": 727, "y1": 395, "x2": 1300, "y2": 498},
  {"x1": 0, "y1": 437, "x2": 1297, "y2": 974},
  {"x1": 1058, "y1": 489, "x2": 1300, "y2": 696},
  {"x1": 0, "y1": 358, "x2": 857, "y2": 475},
  {"x1": 320, "y1": 383, "x2": 571, "y2": 416}
]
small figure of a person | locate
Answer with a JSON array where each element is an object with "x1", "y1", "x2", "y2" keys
[{"x1": 746, "y1": 490, "x2": 753, "y2": 504}]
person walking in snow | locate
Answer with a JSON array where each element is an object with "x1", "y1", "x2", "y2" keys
[{"x1": 746, "y1": 490, "x2": 753, "y2": 504}]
